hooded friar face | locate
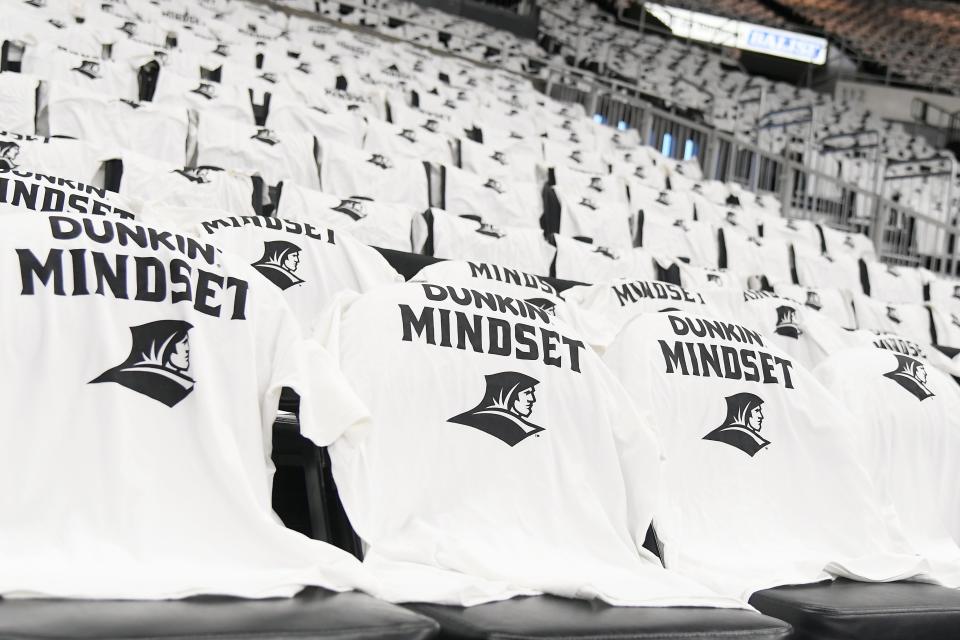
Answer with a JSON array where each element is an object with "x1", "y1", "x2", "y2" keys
[
  {"x1": 477, "y1": 372, "x2": 539, "y2": 418},
  {"x1": 0, "y1": 141, "x2": 20, "y2": 165},
  {"x1": 123, "y1": 320, "x2": 193, "y2": 373},
  {"x1": 723, "y1": 392, "x2": 765, "y2": 433},
  {"x1": 258, "y1": 240, "x2": 301, "y2": 273}
]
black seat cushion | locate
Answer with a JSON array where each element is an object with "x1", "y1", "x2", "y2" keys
[
  {"x1": 750, "y1": 578, "x2": 960, "y2": 640},
  {"x1": 0, "y1": 588, "x2": 438, "y2": 640},
  {"x1": 409, "y1": 594, "x2": 791, "y2": 639}
]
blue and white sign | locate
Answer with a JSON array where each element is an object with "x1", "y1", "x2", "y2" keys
[
  {"x1": 644, "y1": 3, "x2": 828, "y2": 65},
  {"x1": 741, "y1": 26, "x2": 827, "y2": 65}
]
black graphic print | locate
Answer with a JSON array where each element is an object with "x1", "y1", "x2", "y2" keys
[
  {"x1": 774, "y1": 305, "x2": 803, "y2": 339},
  {"x1": 251, "y1": 241, "x2": 305, "y2": 290},
  {"x1": 90, "y1": 320, "x2": 195, "y2": 407},
  {"x1": 332, "y1": 197, "x2": 369, "y2": 221},
  {"x1": 0, "y1": 141, "x2": 20, "y2": 170},
  {"x1": 448, "y1": 372, "x2": 544, "y2": 446},
  {"x1": 703, "y1": 393, "x2": 770, "y2": 456},
  {"x1": 883, "y1": 354, "x2": 935, "y2": 401}
]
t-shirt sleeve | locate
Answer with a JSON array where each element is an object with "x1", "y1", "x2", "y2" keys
[{"x1": 266, "y1": 294, "x2": 370, "y2": 447}]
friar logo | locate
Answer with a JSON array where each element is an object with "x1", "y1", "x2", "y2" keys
[
  {"x1": 398, "y1": 128, "x2": 417, "y2": 143},
  {"x1": 883, "y1": 354, "x2": 935, "y2": 401},
  {"x1": 476, "y1": 222, "x2": 505, "y2": 238},
  {"x1": 490, "y1": 150, "x2": 508, "y2": 165},
  {"x1": 368, "y1": 154, "x2": 393, "y2": 170},
  {"x1": 72, "y1": 60, "x2": 101, "y2": 80},
  {"x1": 725, "y1": 211, "x2": 738, "y2": 226},
  {"x1": 525, "y1": 297, "x2": 556, "y2": 316},
  {"x1": 448, "y1": 372, "x2": 544, "y2": 446},
  {"x1": 484, "y1": 178, "x2": 505, "y2": 194},
  {"x1": 191, "y1": 82, "x2": 217, "y2": 100},
  {"x1": 953, "y1": 285, "x2": 960, "y2": 300},
  {"x1": 594, "y1": 246, "x2": 619, "y2": 260},
  {"x1": 569, "y1": 150, "x2": 583, "y2": 164},
  {"x1": 844, "y1": 235, "x2": 856, "y2": 249},
  {"x1": 251, "y1": 128, "x2": 280, "y2": 146},
  {"x1": 805, "y1": 290, "x2": 822, "y2": 311},
  {"x1": 173, "y1": 166, "x2": 217, "y2": 184},
  {"x1": 296, "y1": 61, "x2": 311, "y2": 74},
  {"x1": 251, "y1": 241, "x2": 305, "y2": 290},
  {"x1": 90, "y1": 321, "x2": 195, "y2": 408},
  {"x1": 633, "y1": 166, "x2": 645, "y2": 179},
  {"x1": 0, "y1": 141, "x2": 21, "y2": 170},
  {"x1": 774, "y1": 305, "x2": 802, "y2": 339},
  {"x1": 259, "y1": 72, "x2": 278, "y2": 84},
  {"x1": 952, "y1": 313, "x2": 960, "y2": 330},
  {"x1": 332, "y1": 197, "x2": 368, "y2": 221},
  {"x1": 703, "y1": 393, "x2": 770, "y2": 457},
  {"x1": 422, "y1": 119, "x2": 440, "y2": 133},
  {"x1": 579, "y1": 197, "x2": 597, "y2": 210},
  {"x1": 213, "y1": 42, "x2": 229, "y2": 56},
  {"x1": 588, "y1": 176, "x2": 604, "y2": 193},
  {"x1": 887, "y1": 305, "x2": 901, "y2": 324},
  {"x1": 785, "y1": 219, "x2": 799, "y2": 232},
  {"x1": 655, "y1": 191, "x2": 671, "y2": 206},
  {"x1": 119, "y1": 21, "x2": 137, "y2": 36},
  {"x1": 673, "y1": 219, "x2": 689, "y2": 232},
  {"x1": 706, "y1": 273, "x2": 721, "y2": 285}
]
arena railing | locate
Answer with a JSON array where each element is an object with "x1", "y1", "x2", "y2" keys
[{"x1": 250, "y1": 0, "x2": 960, "y2": 274}]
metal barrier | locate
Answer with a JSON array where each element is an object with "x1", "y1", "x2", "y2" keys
[{"x1": 258, "y1": 0, "x2": 960, "y2": 275}]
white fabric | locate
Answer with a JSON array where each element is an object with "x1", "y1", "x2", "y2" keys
[
  {"x1": 852, "y1": 293, "x2": 932, "y2": 343},
  {"x1": 316, "y1": 283, "x2": 745, "y2": 608},
  {"x1": 814, "y1": 349, "x2": 960, "y2": 582},
  {"x1": 319, "y1": 141, "x2": 428, "y2": 211},
  {"x1": 603, "y1": 311, "x2": 930, "y2": 600},
  {"x1": 553, "y1": 235, "x2": 657, "y2": 283},
  {"x1": 0, "y1": 213, "x2": 372, "y2": 599},
  {"x1": 442, "y1": 164, "x2": 541, "y2": 230}
]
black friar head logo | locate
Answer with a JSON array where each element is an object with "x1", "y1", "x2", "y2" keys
[
  {"x1": 725, "y1": 211, "x2": 738, "y2": 226},
  {"x1": 707, "y1": 273, "x2": 722, "y2": 285},
  {"x1": 296, "y1": 61, "x2": 311, "y2": 74},
  {"x1": 887, "y1": 305, "x2": 901, "y2": 324},
  {"x1": 805, "y1": 290, "x2": 822, "y2": 311},
  {"x1": 213, "y1": 42, "x2": 229, "y2": 56},
  {"x1": 251, "y1": 128, "x2": 280, "y2": 145},
  {"x1": 588, "y1": 176, "x2": 604, "y2": 193},
  {"x1": 72, "y1": 60, "x2": 101, "y2": 79},
  {"x1": 476, "y1": 222, "x2": 505, "y2": 238},
  {"x1": 785, "y1": 218, "x2": 800, "y2": 232},
  {"x1": 703, "y1": 393, "x2": 770, "y2": 456},
  {"x1": 332, "y1": 197, "x2": 369, "y2": 221},
  {"x1": 119, "y1": 21, "x2": 137, "y2": 36},
  {"x1": 448, "y1": 372, "x2": 543, "y2": 446},
  {"x1": 490, "y1": 150, "x2": 508, "y2": 165},
  {"x1": 525, "y1": 297, "x2": 556, "y2": 316},
  {"x1": 594, "y1": 246, "x2": 619, "y2": 260},
  {"x1": 673, "y1": 219, "x2": 689, "y2": 232},
  {"x1": 422, "y1": 119, "x2": 440, "y2": 133},
  {"x1": 952, "y1": 285, "x2": 960, "y2": 300},
  {"x1": 579, "y1": 197, "x2": 597, "y2": 210},
  {"x1": 844, "y1": 235, "x2": 856, "y2": 249},
  {"x1": 633, "y1": 165, "x2": 645, "y2": 179},
  {"x1": 952, "y1": 313, "x2": 960, "y2": 329},
  {"x1": 259, "y1": 72, "x2": 278, "y2": 84},
  {"x1": 368, "y1": 153, "x2": 393, "y2": 170},
  {"x1": 251, "y1": 241, "x2": 305, "y2": 290},
  {"x1": 398, "y1": 128, "x2": 417, "y2": 143},
  {"x1": 90, "y1": 320, "x2": 195, "y2": 408},
  {"x1": 0, "y1": 141, "x2": 21, "y2": 170},
  {"x1": 483, "y1": 178, "x2": 505, "y2": 194},
  {"x1": 655, "y1": 191, "x2": 671, "y2": 206},
  {"x1": 569, "y1": 149, "x2": 582, "y2": 164},
  {"x1": 883, "y1": 354, "x2": 935, "y2": 401},
  {"x1": 191, "y1": 82, "x2": 217, "y2": 100},
  {"x1": 172, "y1": 166, "x2": 218, "y2": 184},
  {"x1": 774, "y1": 305, "x2": 802, "y2": 339}
]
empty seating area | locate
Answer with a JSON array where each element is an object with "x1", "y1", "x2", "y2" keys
[{"x1": 2, "y1": 0, "x2": 960, "y2": 639}]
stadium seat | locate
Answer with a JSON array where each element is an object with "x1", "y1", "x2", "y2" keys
[
  {"x1": 750, "y1": 579, "x2": 960, "y2": 640},
  {"x1": 0, "y1": 589, "x2": 439, "y2": 640},
  {"x1": 409, "y1": 596, "x2": 792, "y2": 640}
]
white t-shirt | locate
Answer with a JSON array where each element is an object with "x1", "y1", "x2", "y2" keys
[
  {"x1": 861, "y1": 260, "x2": 926, "y2": 304},
  {"x1": 677, "y1": 263, "x2": 741, "y2": 290},
  {"x1": 553, "y1": 235, "x2": 657, "y2": 284},
  {"x1": 266, "y1": 100, "x2": 365, "y2": 149},
  {"x1": 774, "y1": 284, "x2": 857, "y2": 329},
  {"x1": 720, "y1": 229, "x2": 792, "y2": 289},
  {"x1": 458, "y1": 136, "x2": 540, "y2": 184},
  {"x1": 319, "y1": 141, "x2": 428, "y2": 211},
  {"x1": 315, "y1": 282, "x2": 744, "y2": 608},
  {"x1": 820, "y1": 224, "x2": 876, "y2": 261},
  {"x1": 276, "y1": 183, "x2": 417, "y2": 252},
  {"x1": 47, "y1": 86, "x2": 190, "y2": 166},
  {"x1": 761, "y1": 217, "x2": 821, "y2": 254},
  {"x1": 603, "y1": 310, "x2": 930, "y2": 600},
  {"x1": 814, "y1": 348, "x2": 960, "y2": 583},
  {"x1": 442, "y1": 164, "x2": 541, "y2": 230},
  {"x1": 188, "y1": 214, "x2": 401, "y2": 333},
  {"x1": 852, "y1": 293, "x2": 932, "y2": 344},
  {"x1": 0, "y1": 213, "x2": 372, "y2": 599},
  {"x1": 118, "y1": 156, "x2": 258, "y2": 217},
  {"x1": 793, "y1": 245, "x2": 862, "y2": 293},
  {"x1": 197, "y1": 117, "x2": 320, "y2": 190},
  {"x1": 637, "y1": 212, "x2": 717, "y2": 267},
  {"x1": 363, "y1": 117, "x2": 454, "y2": 166},
  {"x1": 421, "y1": 209, "x2": 554, "y2": 274},
  {"x1": 550, "y1": 185, "x2": 634, "y2": 251}
]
